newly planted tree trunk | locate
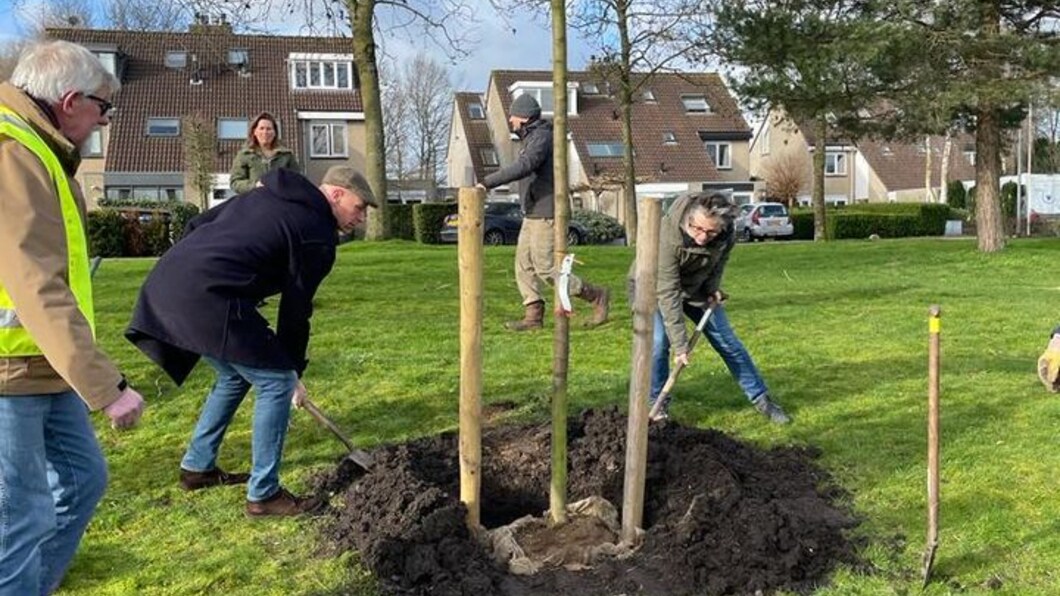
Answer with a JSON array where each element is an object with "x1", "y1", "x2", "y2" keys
[
  {"x1": 812, "y1": 116, "x2": 828, "y2": 241},
  {"x1": 549, "y1": 0, "x2": 570, "y2": 525}
]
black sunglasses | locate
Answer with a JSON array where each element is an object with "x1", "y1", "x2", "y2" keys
[{"x1": 84, "y1": 94, "x2": 115, "y2": 117}]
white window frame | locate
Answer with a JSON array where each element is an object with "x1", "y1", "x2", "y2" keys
[
  {"x1": 467, "y1": 103, "x2": 485, "y2": 119},
  {"x1": 682, "y1": 94, "x2": 711, "y2": 113},
  {"x1": 309, "y1": 121, "x2": 348, "y2": 158},
  {"x1": 759, "y1": 125, "x2": 771, "y2": 155},
  {"x1": 825, "y1": 151, "x2": 847, "y2": 176},
  {"x1": 581, "y1": 82, "x2": 600, "y2": 94},
  {"x1": 662, "y1": 131, "x2": 677, "y2": 145},
  {"x1": 963, "y1": 150, "x2": 976, "y2": 165},
  {"x1": 642, "y1": 89, "x2": 657, "y2": 102},
  {"x1": 704, "y1": 141, "x2": 731, "y2": 169},
  {"x1": 217, "y1": 118, "x2": 249, "y2": 140},
  {"x1": 146, "y1": 118, "x2": 180, "y2": 137},
  {"x1": 289, "y1": 54, "x2": 355, "y2": 90}
]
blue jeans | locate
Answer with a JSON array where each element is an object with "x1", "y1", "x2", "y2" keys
[
  {"x1": 651, "y1": 305, "x2": 769, "y2": 406},
  {"x1": 181, "y1": 357, "x2": 297, "y2": 502},
  {"x1": 0, "y1": 391, "x2": 107, "y2": 596}
]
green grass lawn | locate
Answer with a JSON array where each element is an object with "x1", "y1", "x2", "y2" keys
[{"x1": 61, "y1": 236, "x2": 1059, "y2": 595}]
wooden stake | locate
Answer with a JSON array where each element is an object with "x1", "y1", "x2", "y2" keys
[
  {"x1": 458, "y1": 187, "x2": 485, "y2": 530},
  {"x1": 922, "y1": 305, "x2": 941, "y2": 585},
  {"x1": 621, "y1": 198, "x2": 661, "y2": 543}
]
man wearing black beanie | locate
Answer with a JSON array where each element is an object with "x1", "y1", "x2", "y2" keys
[{"x1": 477, "y1": 93, "x2": 611, "y2": 330}]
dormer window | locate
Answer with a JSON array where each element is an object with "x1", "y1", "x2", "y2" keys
[
  {"x1": 581, "y1": 82, "x2": 600, "y2": 95},
  {"x1": 228, "y1": 49, "x2": 248, "y2": 66},
  {"x1": 290, "y1": 53, "x2": 355, "y2": 90},
  {"x1": 662, "y1": 131, "x2": 677, "y2": 145},
  {"x1": 641, "y1": 89, "x2": 656, "y2": 102},
  {"x1": 681, "y1": 94, "x2": 710, "y2": 113},
  {"x1": 509, "y1": 81, "x2": 579, "y2": 117},
  {"x1": 479, "y1": 147, "x2": 499, "y2": 166},
  {"x1": 468, "y1": 102, "x2": 485, "y2": 119},
  {"x1": 165, "y1": 51, "x2": 187, "y2": 69},
  {"x1": 587, "y1": 141, "x2": 625, "y2": 157}
]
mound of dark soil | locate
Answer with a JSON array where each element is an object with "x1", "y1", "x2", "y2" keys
[{"x1": 314, "y1": 407, "x2": 860, "y2": 595}]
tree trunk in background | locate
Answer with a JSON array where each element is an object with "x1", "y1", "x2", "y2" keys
[
  {"x1": 549, "y1": 0, "x2": 570, "y2": 526},
  {"x1": 924, "y1": 135, "x2": 933, "y2": 201},
  {"x1": 616, "y1": 0, "x2": 637, "y2": 244},
  {"x1": 974, "y1": 0, "x2": 1004, "y2": 252},
  {"x1": 812, "y1": 116, "x2": 828, "y2": 241},
  {"x1": 939, "y1": 131, "x2": 951, "y2": 204},
  {"x1": 349, "y1": 0, "x2": 388, "y2": 239},
  {"x1": 975, "y1": 107, "x2": 1005, "y2": 251}
]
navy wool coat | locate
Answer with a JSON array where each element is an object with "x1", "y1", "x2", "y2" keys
[{"x1": 126, "y1": 169, "x2": 337, "y2": 385}]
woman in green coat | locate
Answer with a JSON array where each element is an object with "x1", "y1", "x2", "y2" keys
[{"x1": 229, "y1": 112, "x2": 301, "y2": 194}]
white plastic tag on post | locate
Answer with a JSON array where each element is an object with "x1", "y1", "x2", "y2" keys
[{"x1": 558, "y1": 253, "x2": 575, "y2": 314}]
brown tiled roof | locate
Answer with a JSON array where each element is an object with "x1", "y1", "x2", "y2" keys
[
  {"x1": 48, "y1": 27, "x2": 362, "y2": 173},
  {"x1": 487, "y1": 70, "x2": 750, "y2": 183},
  {"x1": 858, "y1": 135, "x2": 977, "y2": 190},
  {"x1": 453, "y1": 91, "x2": 496, "y2": 181}
]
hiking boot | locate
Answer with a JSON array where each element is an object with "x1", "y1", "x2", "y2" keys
[
  {"x1": 180, "y1": 467, "x2": 251, "y2": 491},
  {"x1": 753, "y1": 396, "x2": 791, "y2": 425},
  {"x1": 245, "y1": 487, "x2": 325, "y2": 518},
  {"x1": 578, "y1": 283, "x2": 611, "y2": 326},
  {"x1": 505, "y1": 301, "x2": 544, "y2": 331}
]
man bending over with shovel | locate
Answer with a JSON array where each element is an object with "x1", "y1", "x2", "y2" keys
[
  {"x1": 126, "y1": 166, "x2": 375, "y2": 516},
  {"x1": 636, "y1": 192, "x2": 790, "y2": 424}
]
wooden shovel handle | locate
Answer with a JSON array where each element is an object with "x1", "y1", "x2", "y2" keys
[{"x1": 302, "y1": 398, "x2": 356, "y2": 452}]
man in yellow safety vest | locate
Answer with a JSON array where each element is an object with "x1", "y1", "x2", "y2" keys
[{"x1": 0, "y1": 40, "x2": 145, "y2": 594}]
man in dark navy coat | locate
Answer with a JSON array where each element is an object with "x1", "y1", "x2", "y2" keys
[{"x1": 126, "y1": 166, "x2": 375, "y2": 516}]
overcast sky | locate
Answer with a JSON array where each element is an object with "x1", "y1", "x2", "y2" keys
[{"x1": 0, "y1": 1, "x2": 600, "y2": 93}]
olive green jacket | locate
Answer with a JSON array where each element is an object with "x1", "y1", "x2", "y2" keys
[
  {"x1": 629, "y1": 193, "x2": 735, "y2": 355},
  {"x1": 229, "y1": 145, "x2": 301, "y2": 194}
]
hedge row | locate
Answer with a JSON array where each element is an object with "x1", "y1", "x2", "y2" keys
[
  {"x1": 384, "y1": 204, "x2": 416, "y2": 241},
  {"x1": 412, "y1": 202, "x2": 459, "y2": 244},
  {"x1": 87, "y1": 203, "x2": 201, "y2": 257},
  {"x1": 790, "y1": 202, "x2": 956, "y2": 240}
]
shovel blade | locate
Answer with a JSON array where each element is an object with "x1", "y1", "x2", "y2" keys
[
  {"x1": 345, "y1": 448, "x2": 374, "y2": 471},
  {"x1": 921, "y1": 541, "x2": 938, "y2": 587}
]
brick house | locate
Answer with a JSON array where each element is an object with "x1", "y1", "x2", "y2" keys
[
  {"x1": 750, "y1": 109, "x2": 977, "y2": 205},
  {"x1": 447, "y1": 70, "x2": 755, "y2": 223},
  {"x1": 49, "y1": 18, "x2": 366, "y2": 209}
]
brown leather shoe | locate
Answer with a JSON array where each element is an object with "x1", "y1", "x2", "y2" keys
[
  {"x1": 245, "y1": 487, "x2": 325, "y2": 518},
  {"x1": 179, "y1": 467, "x2": 251, "y2": 491}
]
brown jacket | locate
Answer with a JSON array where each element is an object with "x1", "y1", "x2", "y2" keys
[{"x1": 0, "y1": 82, "x2": 123, "y2": 410}]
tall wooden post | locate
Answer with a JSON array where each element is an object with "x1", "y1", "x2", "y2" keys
[
  {"x1": 621, "y1": 198, "x2": 661, "y2": 542},
  {"x1": 922, "y1": 305, "x2": 941, "y2": 585},
  {"x1": 458, "y1": 187, "x2": 485, "y2": 529}
]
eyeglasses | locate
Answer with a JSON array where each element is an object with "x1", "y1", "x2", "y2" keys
[
  {"x1": 687, "y1": 223, "x2": 721, "y2": 239},
  {"x1": 84, "y1": 94, "x2": 115, "y2": 117}
]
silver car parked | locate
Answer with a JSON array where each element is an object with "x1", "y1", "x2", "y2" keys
[{"x1": 735, "y1": 202, "x2": 794, "y2": 241}]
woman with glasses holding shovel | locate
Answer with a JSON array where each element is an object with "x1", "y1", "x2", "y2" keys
[{"x1": 638, "y1": 192, "x2": 790, "y2": 424}]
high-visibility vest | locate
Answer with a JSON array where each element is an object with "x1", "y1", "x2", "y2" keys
[{"x1": 0, "y1": 106, "x2": 94, "y2": 356}]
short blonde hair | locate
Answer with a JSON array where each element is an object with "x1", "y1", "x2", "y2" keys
[{"x1": 10, "y1": 40, "x2": 120, "y2": 103}]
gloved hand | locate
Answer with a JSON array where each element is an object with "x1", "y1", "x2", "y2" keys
[
  {"x1": 709, "y1": 290, "x2": 729, "y2": 305},
  {"x1": 103, "y1": 387, "x2": 145, "y2": 430},
  {"x1": 291, "y1": 380, "x2": 308, "y2": 408}
]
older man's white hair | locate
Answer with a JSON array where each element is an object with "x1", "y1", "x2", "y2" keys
[{"x1": 10, "y1": 40, "x2": 120, "y2": 104}]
